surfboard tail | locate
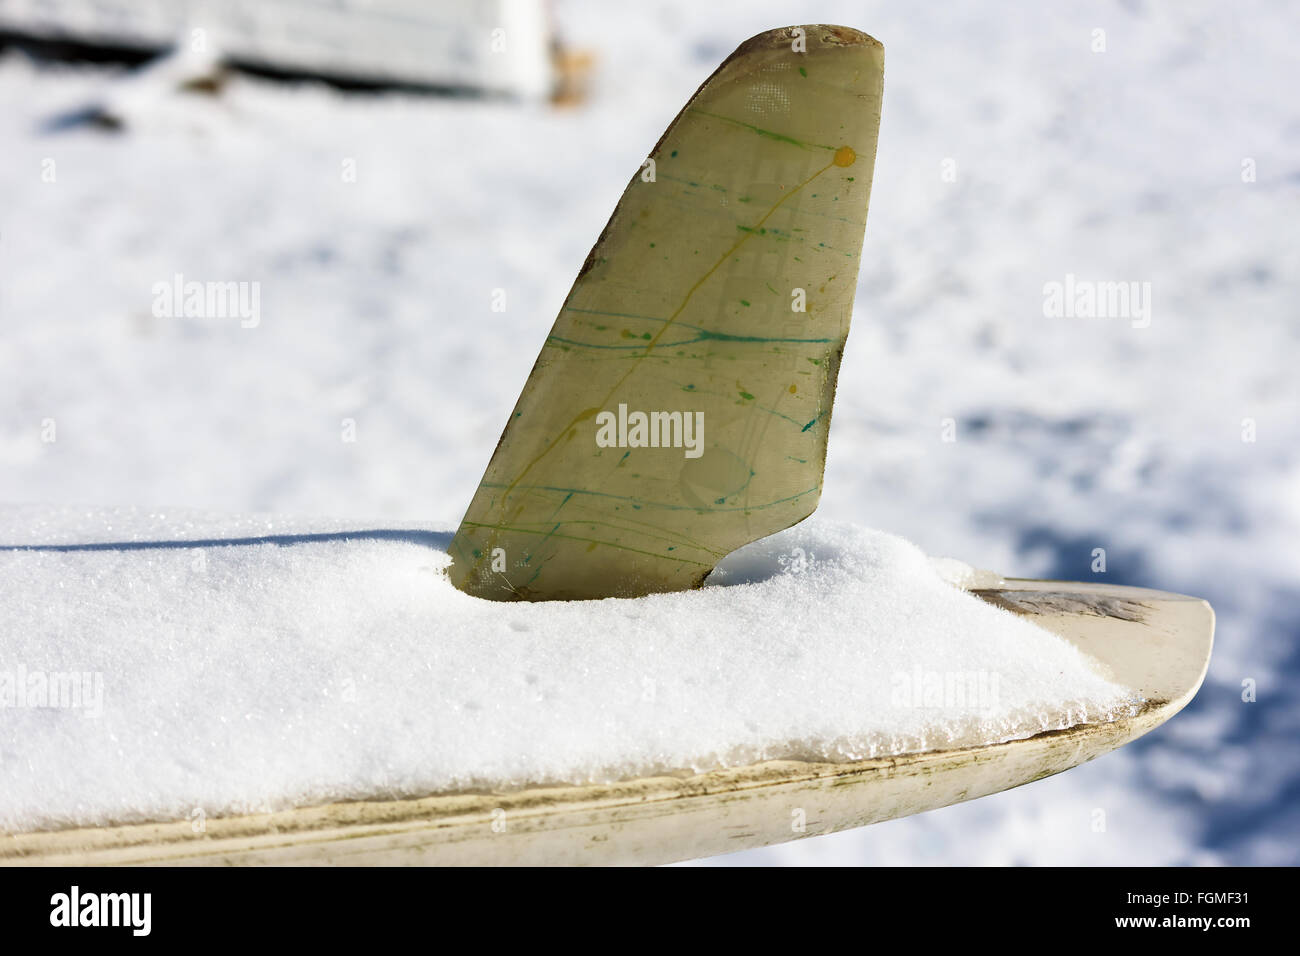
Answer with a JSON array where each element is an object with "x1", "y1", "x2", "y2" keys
[{"x1": 449, "y1": 25, "x2": 885, "y2": 600}]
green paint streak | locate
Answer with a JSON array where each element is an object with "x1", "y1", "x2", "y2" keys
[
  {"x1": 472, "y1": 511, "x2": 716, "y2": 553},
  {"x1": 564, "y1": 305, "x2": 665, "y2": 324},
  {"x1": 465, "y1": 520, "x2": 717, "y2": 564},
  {"x1": 545, "y1": 330, "x2": 834, "y2": 351},
  {"x1": 699, "y1": 329, "x2": 832, "y2": 344},
  {"x1": 479, "y1": 482, "x2": 820, "y2": 515},
  {"x1": 798, "y1": 66, "x2": 807, "y2": 77},
  {"x1": 461, "y1": 521, "x2": 714, "y2": 567},
  {"x1": 687, "y1": 107, "x2": 834, "y2": 151}
]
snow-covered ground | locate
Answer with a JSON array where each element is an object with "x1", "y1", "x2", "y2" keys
[{"x1": 0, "y1": 0, "x2": 1296, "y2": 863}]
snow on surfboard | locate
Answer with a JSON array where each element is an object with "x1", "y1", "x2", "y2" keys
[{"x1": 2, "y1": 579, "x2": 1212, "y2": 865}]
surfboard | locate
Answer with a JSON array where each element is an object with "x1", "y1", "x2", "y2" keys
[{"x1": 1, "y1": 579, "x2": 1212, "y2": 866}]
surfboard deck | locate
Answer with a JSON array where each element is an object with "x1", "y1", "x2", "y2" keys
[{"x1": 1, "y1": 579, "x2": 1212, "y2": 866}]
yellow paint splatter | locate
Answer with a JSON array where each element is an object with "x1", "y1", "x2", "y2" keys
[
  {"x1": 833, "y1": 146, "x2": 856, "y2": 167},
  {"x1": 788, "y1": 384, "x2": 798, "y2": 393}
]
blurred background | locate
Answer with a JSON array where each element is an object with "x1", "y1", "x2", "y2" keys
[{"x1": 0, "y1": 0, "x2": 1295, "y2": 864}]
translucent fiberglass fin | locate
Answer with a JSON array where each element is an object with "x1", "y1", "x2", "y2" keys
[{"x1": 449, "y1": 25, "x2": 884, "y2": 600}]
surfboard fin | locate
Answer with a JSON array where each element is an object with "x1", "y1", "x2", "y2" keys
[{"x1": 449, "y1": 25, "x2": 885, "y2": 600}]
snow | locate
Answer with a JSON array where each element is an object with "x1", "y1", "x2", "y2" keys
[
  {"x1": 0, "y1": 505, "x2": 1135, "y2": 833},
  {"x1": 0, "y1": 0, "x2": 1296, "y2": 862}
]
